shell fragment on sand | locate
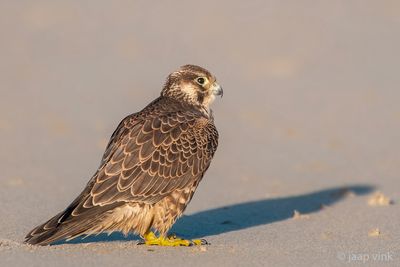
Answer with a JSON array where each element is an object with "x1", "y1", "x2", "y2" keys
[
  {"x1": 292, "y1": 210, "x2": 310, "y2": 219},
  {"x1": 368, "y1": 192, "x2": 393, "y2": 206},
  {"x1": 368, "y1": 228, "x2": 381, "y2": 237}
]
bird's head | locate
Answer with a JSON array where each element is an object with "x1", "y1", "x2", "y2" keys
[{"x1": 161, "y1": 65, "x2": 223, "y2": 111}]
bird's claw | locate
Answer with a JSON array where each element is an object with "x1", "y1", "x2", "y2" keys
[
  {"x1": 138, "y1": 231, "x2": 209, "y2": 247},
  {"x1": 191, "y1": 238, "x2": 209, "y2": 246}
]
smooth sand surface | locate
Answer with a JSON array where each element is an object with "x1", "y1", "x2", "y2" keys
[{"x1": 1, "y1": 1, "x2": 399, "y2": 266}]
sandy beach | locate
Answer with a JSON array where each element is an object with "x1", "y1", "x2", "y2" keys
[{"x1": 1, "y1": 1, "x2": 399, "y2": 266}]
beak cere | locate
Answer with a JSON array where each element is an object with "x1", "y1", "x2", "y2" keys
[{"x1": 212, "y1": 82, "x2": 223, "y2": 98}]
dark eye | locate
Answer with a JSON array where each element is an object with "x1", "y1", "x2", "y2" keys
[{"x1": 196, "y1": 77, "x2": 205, "y2": 85}]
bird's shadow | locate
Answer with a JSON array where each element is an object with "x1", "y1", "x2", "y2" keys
[{"x1": 55, "y1": 184, "x2": 374, "y2": 245}]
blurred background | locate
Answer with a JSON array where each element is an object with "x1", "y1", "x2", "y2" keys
[{"x1": 0, "y1": 1, "x2": 399, "y2": 265}]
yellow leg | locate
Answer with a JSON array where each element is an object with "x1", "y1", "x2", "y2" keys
[{"x1": 141, "y1": 231, "x2": 208, "y2": 246}]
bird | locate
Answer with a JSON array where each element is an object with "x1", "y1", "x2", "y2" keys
[{"x1": 25, "y1": 64, "x2": 222, "y2": 246}]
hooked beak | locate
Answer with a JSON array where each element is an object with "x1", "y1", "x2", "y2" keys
[{"x1": 211, "y1": 82, "x2": 223, "y2": 98}]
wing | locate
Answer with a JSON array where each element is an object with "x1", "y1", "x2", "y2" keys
[
  {"x1": 75, "y1": 108, "x2": 218, "y2": 213},
  {"x1": 24, "y1": 99, "x2": 219, "y2": 245}
]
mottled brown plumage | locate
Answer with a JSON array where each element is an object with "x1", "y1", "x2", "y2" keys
[{"x1": 25, "y1": 65, "x2": 222, "y2": 245}]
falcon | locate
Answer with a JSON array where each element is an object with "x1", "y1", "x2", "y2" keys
[{"x1": 25, "y1": 65, "x2": 222, "y2": 246}]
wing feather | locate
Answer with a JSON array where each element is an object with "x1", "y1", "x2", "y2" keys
[
  {"x1": 35, "y1": 99, "x2": 219, "y2": 235},
  {"x1": 88, "y1": 109, "x2": 218, "y2": 207}
]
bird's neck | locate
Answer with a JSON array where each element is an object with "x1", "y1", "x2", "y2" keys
[{"x1": 159, "y1": 95, "x2": 213, "y2": 119}]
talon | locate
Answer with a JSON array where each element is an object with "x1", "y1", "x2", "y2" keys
[
  {"x1": 200, "y1": 239, "x2": 209, "y2": 245},
  {"x1": 167, "y1": 233, "x2": 177, "y2": 240},
  {"x1": 191, "y1": 238, "x2": 209, "y2": 245}
]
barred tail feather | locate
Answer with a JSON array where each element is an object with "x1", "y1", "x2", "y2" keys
[
  {"x1": 24, "y1": 200, "x2": 121, "y2": 246},
  {"x1": 24, "y1": 211, "x2": 100, "y2": 246}
]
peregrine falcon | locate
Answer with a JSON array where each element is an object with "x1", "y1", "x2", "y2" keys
[{"x1": 25, "y1": 65, "x2": 222, "y2": 246}]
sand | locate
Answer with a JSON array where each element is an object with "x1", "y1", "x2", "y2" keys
[{"x1": 0, "y1": 1, "x2": 399, "y2": 266}]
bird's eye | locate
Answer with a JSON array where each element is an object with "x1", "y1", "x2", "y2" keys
[{"x1": 196, "y1": 77, "x2": 205, "y2": 85}]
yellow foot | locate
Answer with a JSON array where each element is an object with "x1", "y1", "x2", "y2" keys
[{"x1": 139, "y1": 232, "x2": 208, "y2": 247}]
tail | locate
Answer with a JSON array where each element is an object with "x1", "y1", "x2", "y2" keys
[
  {"x1": 24, "y1": 199, "x2": 121, "y2": 246},
  {"x1": 24, "y1": 210, "x2": 82, "y2": 246}
]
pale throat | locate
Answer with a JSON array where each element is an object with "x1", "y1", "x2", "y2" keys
[{"x1": 180, "y1": 83, "x2": 214, "y2": 117}]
